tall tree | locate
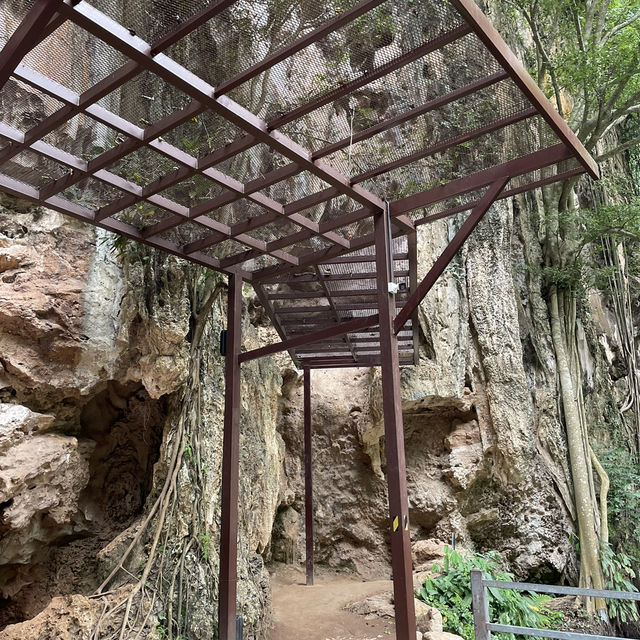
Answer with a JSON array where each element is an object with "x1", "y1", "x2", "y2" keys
[{"x1": 500, "y1": 0, "x2": 640, "y2": 611}]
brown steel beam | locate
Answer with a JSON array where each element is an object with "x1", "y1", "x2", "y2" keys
[
  {"x1": 412, "y1": 166, "x2": 586, "y2": 227},
  {"x1": 218, "y1": 272, "x2": 243, "y2": 640},
  {"x1": 252, "y1": 229, "x2": 389, "y2": 282},
  {"x1": 161, "y1": 188, "x2": 350, "y2": 261},
  {"x1": 394, "y1": 177, "x2": 509, "y2": 333},
  {"x1": 9, "y1": 76, "x2": 348, "y2": 262},
  {"x1": 272, "y1": 301, "x2": 406, "y2": 315},
  {"x1": 216, "y1": 0, "x2": 386, "y2": 96},
  {"x1": 268, "y1": 24, "x2": 472, "y2": 129},
  {"x1": 280, "y1": 320, "x2": 411, "y2": 340},
  {"x1": 170, "y1": 72, "x2": 508, "y2": 250},
  {"x1": 314, "y1": 266, "x2": 359, "y2": 362},
  {"x1": 313, "y1": 71, "x2": 509, "y2": 160},
  {"x1": 408, "y1": 231, "x2": 420, "y2": 366},
  {"x1": 3, "y1": 124, "x2": 298, "y2": 270},
  {"x1": 252, "y1": 282, "x2": 301, "y2": 366},
  {"x1": 252, "y1": 144, "x2": 574, "y2": 282},
  {"x1": 322, "y1": 252, "x2": 408, "y2": 264},
  {"x1": 295, "y1": 341, "x2": 412, "y2": 354},
  {"x1": 0, "y1": 63, "x2": 140, "y2": 167},
  {"x1": 0, "y1": 0, "x2": 62, "y2": 92},
  {"x1": 304, "y1": 358, "x2": 414, "y2": 369},
  {"x1": 261, "y1": 270, "x2": 410, "y2": 284},
  {"x1": 5, "y1": 69, "x2": 301, "y2": 267},
  {"x1": 283, "y1": 322, "x2": 411, "y2": 336},
  {"x1": 303, "y1": 368, "x2": 314, "y2": 587},
  {"x1": 352, "y1": 108, "x2": 537, "y2": 184},
  {"x1": 0, "y1": 171, "x2": 252, "y2": 279},
  {"x1": 374, "y1": 208, "x2": 416, "y2": 640},
  {"x1": 294, "y1": 335, "x2": 412, "y2": 347},
  {"x1": 0, "y1": 0, "x2": 237, "y2": 165},
  {"x1": 450, "y1": 0, "x2": 599, "y2": 179},
  {"x1": 389, "y1": 143, "x2": 574, "y2": 217},
  {"x1": 267, "y1": 289, "x2": 408, "y2": 300},
  {"x1": 276, "y1": 313, "x2": 335, "y2": 323},
  {"x1": 238, "y1": 314, "x2": 380, "y2": 363},
  {"x1": 149, "y1": 0, "x2": 238, "y2": 54}
]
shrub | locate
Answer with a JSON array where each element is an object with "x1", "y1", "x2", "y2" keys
[{"x1": 416, "y1": 546, "x2": 563, "y2": 640}]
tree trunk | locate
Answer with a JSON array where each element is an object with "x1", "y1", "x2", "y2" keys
[{"x1": 549, "y1": 286, "x2": 606, "y2": 614}]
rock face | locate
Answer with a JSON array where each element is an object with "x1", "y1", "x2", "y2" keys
[
  {"x1": 272, "y1": 202, "x2": 576, "y2": 583},
  {"x1": 0, "y1": 205, "x2": 284, "y2": 639},
  {"x1": 0, "y1": 595, "x2": 105, "y2": 640},
  {"x1": 0, "y1": 1, "x2": 635, "y2": 638},
  {"x1": 0, "y1": 404, "x2": 92, "y2": 602}
]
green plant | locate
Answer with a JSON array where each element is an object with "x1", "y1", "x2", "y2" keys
[
  {"x1": 155, "y1": 613, "x2": 168, "y2": 639},
  {"x1": 200, "y1": 534, "x2": 212, "y2": 562},
  {"x1": 417, "y1": 546, "x2": 563, "y2": 640},
  {"x1": 599, "y1": 447, "x2": 640, "y2": 551},
  {"x1": 600, "y1": 542, "x2": 640, "y2": 622}
]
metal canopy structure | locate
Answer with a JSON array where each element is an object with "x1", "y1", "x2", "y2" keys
[{"x1": 0, "y1": 0, "x2": 598, "y2": 638}]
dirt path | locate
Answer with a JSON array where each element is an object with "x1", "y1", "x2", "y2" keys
[{"x1": 270, "y1": 565, "x2": 396, "y2": 640}]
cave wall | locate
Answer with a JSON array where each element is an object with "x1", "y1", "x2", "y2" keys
[{"x1": 0, "y1": 203, "x2": 286, "y2": 639}]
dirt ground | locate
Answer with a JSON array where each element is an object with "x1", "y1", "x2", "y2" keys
[{"x1": 270, "y1": 565, "x2": 396, "y2": 640}]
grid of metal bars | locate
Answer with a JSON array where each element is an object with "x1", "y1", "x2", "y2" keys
[{"x1": 0, "y1": 0, "x2": 598, "y2": 369}]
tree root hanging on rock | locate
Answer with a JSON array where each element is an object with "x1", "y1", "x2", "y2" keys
[{"x1": 87, "y1": 270, "x2": 225, "y2": 640}]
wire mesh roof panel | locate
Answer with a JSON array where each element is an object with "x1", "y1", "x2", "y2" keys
[{"x1": 0, "y1": 0, "x2": 599, "y2": 366}]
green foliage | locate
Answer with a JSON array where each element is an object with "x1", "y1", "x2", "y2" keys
[
  {"x1": 600, "y1": 542, "x2": 640, "y2": 622},
  {"x1": 518, "y1": 200, "x2": 640, "y2": 294},
  {"x1": 200, "y1": 534, "x2": 212, "y2": 562},
  {"x1": 567, "y1": 201, "x2": 640, "y2": 246},
  {"x1": 599, "y1": 447, "x2": 640, "y2": 555},
  {"x1": 622, "y1": 114, "x2": 640, "y2": 185},
  {"x1": 417, "y1": 546, "x2": 563, "y2": 640},
  {"x1": 503, "y1": 0, "x2": 640, "y2": 149}
]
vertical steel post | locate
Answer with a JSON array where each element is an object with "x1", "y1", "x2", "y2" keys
[
  {"x1": 470, "y1": 570, "x2": 491, "y2": 640},
  {"x1": 218, "y1": 274, "x2": 243, "y2": 640},
  {"x1": 304, "y1": 367, "x2": 314, "y2": 586},
  {"x1": 374, "y1": 210, "x2": 417, "y2": 640}
]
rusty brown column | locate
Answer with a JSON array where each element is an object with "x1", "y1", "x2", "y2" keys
[
  {"x1": 374, "y1": 209, "x2": 416, "y2": 640},
  {"x1": 304, "y1": 367, "x2": 314, "y2": 586},
  {"x1": 218, "y1": 273, "x2": 243, "y2": 640}
]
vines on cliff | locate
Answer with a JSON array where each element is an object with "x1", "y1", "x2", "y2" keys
[
  {"x1": 88, "y1": 261, "x2": 225, "y2": 640},
  {"x1": 502, "y1": 0, "x2": 640, "y2": 613}
]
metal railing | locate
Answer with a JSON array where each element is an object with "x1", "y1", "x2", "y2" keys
[{"x1": 470, "y1": 569, "x2": 640, "y2": 640}]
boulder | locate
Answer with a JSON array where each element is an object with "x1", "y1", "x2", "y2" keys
[
  {"x1": 346, "y1": 592, "x2": 395, "y2": 619},
  {"x1": 424, "y1": 633, "x2": 465, "y2": 640},
  {"x1": 412, "y1": 538, "x2": 447, "y2": 570},
  {"x1": 414, "y1": 600, "x2": 443, "y2": 634}
]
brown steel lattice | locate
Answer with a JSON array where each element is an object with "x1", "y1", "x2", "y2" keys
[
  {"x1": 0, "y1": 4, "x2": 601, "y2": 640},
  {"x1": 0, "y1": 0, "x2": 598, "y2": 370}
]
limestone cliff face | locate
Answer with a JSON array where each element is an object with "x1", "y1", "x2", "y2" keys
[
  {"x1": 273, "y1": 201, "x2": 576, "y2": 583},
  {"x1": 0, "y1": 205, "x2": 285, "y2": 639},
  {"x1": 0, "y1": 0, "x2": 635, "y2": 638}
]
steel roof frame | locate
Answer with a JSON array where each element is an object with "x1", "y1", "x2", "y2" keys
[{"x1": 0, "y1": 0, "x2": 598, "y2": 368}]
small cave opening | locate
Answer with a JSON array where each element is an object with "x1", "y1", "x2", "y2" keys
[{"x1": 0, "y1": 381, "x2": 168, "y2": 630}]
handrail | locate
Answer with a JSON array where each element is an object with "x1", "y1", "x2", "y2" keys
[
  {"x1": 483, "y1": 579, "x2": 640, "y2": 602},
  {"x1": 470, "y1": 570, "x2": 640, "y2": 640}
]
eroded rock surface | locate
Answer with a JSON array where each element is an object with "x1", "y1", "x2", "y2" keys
[
  {"x1": 272, "y1": 206, "x2": 575, "y2": 583},
  {"x1": 0, "y1": 404, "x2": 92, "y2": 604},
  {"x1": 0, "y1": 206, "x2": 284, "y2": 639}
]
